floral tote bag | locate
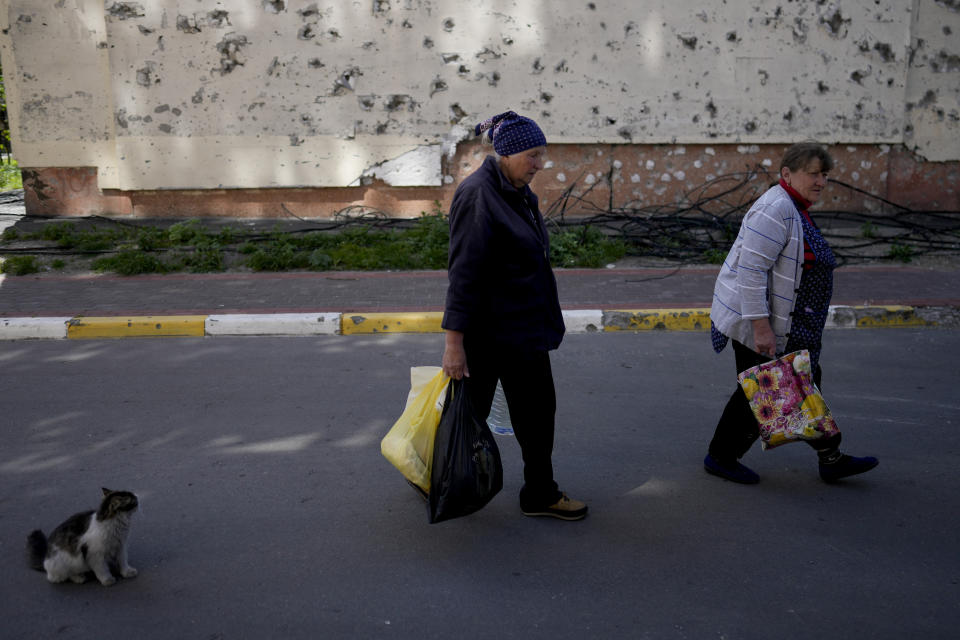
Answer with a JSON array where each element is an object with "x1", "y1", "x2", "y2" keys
[{"x1": 737, "y1": 350, "x2": 840, "y2": 449}]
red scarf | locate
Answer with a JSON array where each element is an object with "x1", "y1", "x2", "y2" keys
[{"x1": 779, "y1": 178, "x2": 816, "y2": 269}]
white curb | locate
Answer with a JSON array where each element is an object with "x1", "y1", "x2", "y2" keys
[
  {"x1": 0, "y1": 317, "x2": 70, "y2": 340},
  {"x1": 206, "y1": 313, "x2": 341, "y2": 336},
  {"x1": 562, "y1": 309, "x2": 604, "y2": 333}
]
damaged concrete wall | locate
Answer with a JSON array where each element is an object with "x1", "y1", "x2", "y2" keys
[
  {"x1": 0, "y1": 0, "x2": 120, "y2": 187},
  {"x1": 0, "y1": 0, "x2": 957, "y2": 211},
  {"x1": 906, "y1": 0, "x2": 960, "y2": 161}
]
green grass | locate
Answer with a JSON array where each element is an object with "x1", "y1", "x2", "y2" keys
[
  {"x1": 92, "y1": 251, "x2": 172, "y2": 275},
  {"x1": 0, "y1": 213, "x2": 633, "y2": 276},
  {"x1": 702, "y1": 248, "x2": 727, "y2": 265},
  {"x1": 0, "y1": 255, "x2": 40, "y2": 275},
  {"x1": 887, "y1": 243, "x2": 914, "y2": 263},
  {"x1": 243, "y1": 216, "x2": 451, "y2": 272},
  {"x1": 550, "y1": 225, "x2": 626, "y2": 268}
]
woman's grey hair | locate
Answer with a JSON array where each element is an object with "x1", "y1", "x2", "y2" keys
[
  {"x1": 780, "y1": 142, "x2": 834, "y2": 173},
  {"x1": 487, "y1": 137, "x2": 504, "y2": 162}
]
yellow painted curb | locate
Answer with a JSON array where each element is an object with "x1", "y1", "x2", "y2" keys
[
  {"x1": 67, "y1": 316, "x2": 207, "y2": 339},
  {"x1": 341, "y1": 312, "x2": 443, "y2": 335},
  {"x1": 603, "y1": 308, "x2": 711, "y2": 331},
  {"x1": 850, "y1": 305, "x2": 930, "y2": 328}
]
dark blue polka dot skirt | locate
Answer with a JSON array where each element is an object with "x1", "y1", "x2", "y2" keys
[{"x1": 784, "y1": 214, "x2": 836, "y2": 367}]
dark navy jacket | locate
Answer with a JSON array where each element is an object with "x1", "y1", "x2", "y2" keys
[{"x1": 442, "y1": 155, "x2": 565, "y2": 351}]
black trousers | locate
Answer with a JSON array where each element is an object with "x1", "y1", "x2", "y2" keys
[
  {"x1": 708, "y1": 340, "x2": 841, "y2": 462},
  {"x1": 463, "y1": 336, "x2": 562, "y2": 509}
]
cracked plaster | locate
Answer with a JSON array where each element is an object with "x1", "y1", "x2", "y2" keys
[{"x1": 0, "y1": 0, "x2": 957, "y2": 194}]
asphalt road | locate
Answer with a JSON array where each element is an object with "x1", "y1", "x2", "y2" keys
[{"x1": 1, "y1": 330, "x2": 958, "y2": 639}]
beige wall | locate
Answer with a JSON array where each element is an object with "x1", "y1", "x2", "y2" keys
[{"x1": 0, "y1": 0, "x2": 957, "y2": 214}]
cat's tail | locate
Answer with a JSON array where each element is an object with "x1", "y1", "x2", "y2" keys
[{"x1": 26, "y1": 530, "x2": 47, "y2": 571}]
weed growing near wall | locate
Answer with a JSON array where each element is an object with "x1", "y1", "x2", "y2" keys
[
  {"x1": 551, "y1": 225, "x2": 626, "y2": 268},
  {"x1": 92, "y1": 251, "x2": 172, "y2": 275},
  {"x1": 0, "y1": 254, "x2": 39, "y2": 275},
  {"x1": 241, "y1": 214, "x2": 450, "y2": 272},
  {"x1": 0, "y1": 214, "x2": 635, "y2": 275},
  {"x1": 888, "y1": 243, "x2": 914, "y2": 263}
]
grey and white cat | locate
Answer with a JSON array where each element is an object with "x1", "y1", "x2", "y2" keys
[{"x1": 27, "y1": 488, "x2": 139, "y2": 586}]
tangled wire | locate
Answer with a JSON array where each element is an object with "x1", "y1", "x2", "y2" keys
[
  {"x1": 2, "y1": 167, "x2": 958, "y2": 266},
  {"x1": 541, "y1": 165, "x2": 960, "y2": 265}
]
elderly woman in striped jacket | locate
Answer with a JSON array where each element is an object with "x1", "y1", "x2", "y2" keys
[{"x1": 705, "y1": 142, "x2": 879, "y2": 485}]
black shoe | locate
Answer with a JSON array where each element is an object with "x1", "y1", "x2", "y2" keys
[
  {"x1": 704, "y1": 454, "x2": 760, "y2": 484},
  {"x1": 819, "y1": 454, "x2": 879, "y2": 483}
]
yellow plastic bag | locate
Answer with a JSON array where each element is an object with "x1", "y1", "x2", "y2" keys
[{"x1": 381, "y1": 366, "x2": 450, "y2": 493}]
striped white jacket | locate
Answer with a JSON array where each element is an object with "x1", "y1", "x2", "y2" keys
[{"x1": 710, "y1": 184, "x2": 805, "y2": 354}]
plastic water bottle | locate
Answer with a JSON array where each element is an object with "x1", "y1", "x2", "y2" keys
[{"x1": 487, "y1": 379, "x2": 514, "y2": 436}]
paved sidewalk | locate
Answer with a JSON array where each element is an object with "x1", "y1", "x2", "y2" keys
[
  {"x1": 1, "y1": 263, "x2": 958, "y2": 339},
  {"x1": 3, "y1": 264, "x2": 960, "y2": 316}
]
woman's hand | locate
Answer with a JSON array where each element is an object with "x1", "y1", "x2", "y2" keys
[
  {"x1": 751, "y1": 318, "x2": 776, "y2": 358},
  {"x1": 442, "y1": 330, "x2": 469, "y2": 380}
]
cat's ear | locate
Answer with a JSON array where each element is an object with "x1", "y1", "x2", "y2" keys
[{"x1": 102, "y1": 487, "x2": 112, "y2": 496}]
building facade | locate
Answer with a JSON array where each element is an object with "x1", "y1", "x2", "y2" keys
[{"x1": 1, "y1": 0, "x2": 957, "y2": 217}]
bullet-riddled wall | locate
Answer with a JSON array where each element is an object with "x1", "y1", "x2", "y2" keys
[{"x1": 0, "y1": 0, "x2": 957, "y2": 216}]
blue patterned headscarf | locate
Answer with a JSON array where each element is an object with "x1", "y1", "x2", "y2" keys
[{"x1": 475, "y1": 111, "x2": 546, "y2": 156}]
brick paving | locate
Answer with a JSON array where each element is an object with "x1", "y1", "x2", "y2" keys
[{"x1": 1, "y1": 264, "x2": 957, "y2": 318}]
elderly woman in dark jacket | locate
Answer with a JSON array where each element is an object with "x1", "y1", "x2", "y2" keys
[
  {"x1": 442, "y1": 111, "x2": 587, "y2": 521},
  {"x1": 705, "y1": 142, "x2": 879, "y2": 484}
]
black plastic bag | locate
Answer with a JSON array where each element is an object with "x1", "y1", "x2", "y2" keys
[{"x1": 428, "y1": 378, "x2": 503, "y2": 523}]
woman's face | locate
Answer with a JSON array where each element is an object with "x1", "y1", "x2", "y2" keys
[
  {"x1": 499, "y1": 146, "x2": 546, "y2": 188},
  {"x1": 781, "y1": 158, "x2": 829, "y2": 204}
]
